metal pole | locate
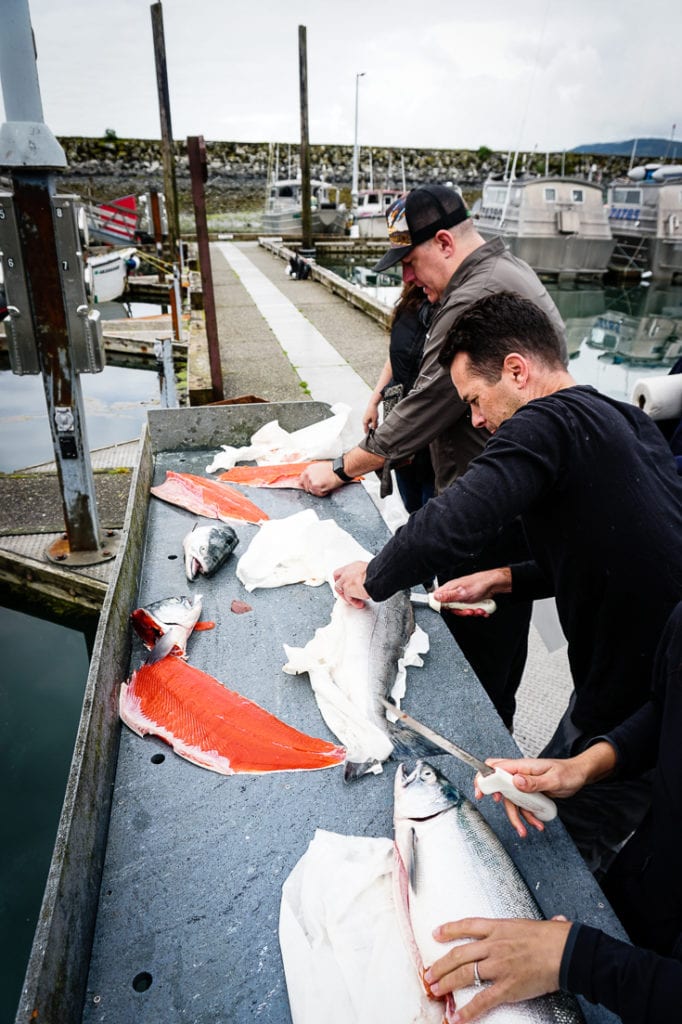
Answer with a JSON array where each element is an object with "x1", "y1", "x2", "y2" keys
[
  {"x1": 0, "y1": 0, "x2": 114, "y2": 563},
  {"x1": 187, "y1": 134, "x2": 224, "y2": 402},
  {"x1": 298, "y1": 25, "x2": 313, "y2": 252},
  {"x1": 351, "y1": 72, "x2": 365, "y2": 207},
  {"x1": 150, "y1": 1, "x2": 180, "y2": 262}
]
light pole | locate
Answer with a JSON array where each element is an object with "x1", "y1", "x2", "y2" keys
[{"x1": 351, "y1": 71, "x2": 365, "y2": 208}]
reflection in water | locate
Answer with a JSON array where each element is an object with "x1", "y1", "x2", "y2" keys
[{"x1": 318, "y1": 253, "x2": 682, "y2": 400}]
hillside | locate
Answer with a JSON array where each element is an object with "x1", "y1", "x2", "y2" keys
[{"x1": 571, "y1": 137, "x2": 681, "y2": 159}]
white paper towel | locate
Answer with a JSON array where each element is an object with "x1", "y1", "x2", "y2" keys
[{"x1": 632, "y1": 375, "x2": 682, "y2": 420}]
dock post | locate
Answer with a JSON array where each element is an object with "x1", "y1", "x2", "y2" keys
[
  {"x1": 187, "y1": 135, "x2": 224, "y2": 401},
  {"x1": 298, "y1": 25, "x2": 314, "y2": 255},
  {"x1": 150, "y1": 1, "x2": 180, "y2": 265},
  {"x1": 0, "y1": 0, "x2": 117, "y2": 564}
]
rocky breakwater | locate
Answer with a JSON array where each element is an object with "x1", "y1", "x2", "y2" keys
[{"x1": 55, "y1": 136, "x2": 635, "y2": 226}]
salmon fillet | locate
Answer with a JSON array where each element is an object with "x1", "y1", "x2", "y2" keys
[
  {"x1": 120, "y1": 654, "x2": 346, "y2": 775},
  {"x1": 150, "y1": 471, "x2": 269, "y2": 524}
]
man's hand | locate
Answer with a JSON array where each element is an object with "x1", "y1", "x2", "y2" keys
[
  {"x1": 423, "y1": 917, "x2": 571, "y2": 1020},
  {"x1": 299, "y1": 461, "x2": 344, "y2": 497},
  {"x1": 433, "y1": 568, "x2": 511, "y2": 616},
  {"x1": 333, "y1": 561, "x2": 370, "y2": 607}
]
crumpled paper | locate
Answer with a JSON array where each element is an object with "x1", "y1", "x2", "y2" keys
[
  {"x1": 236, "y1": 508, "x2": 373, "y2": 591},
  {"x1": 206, "y1": 402, "x2": 356, "y2": 473},
  {"x1": 279, "y1": 829, "x2": 442, "y2": 1024}
]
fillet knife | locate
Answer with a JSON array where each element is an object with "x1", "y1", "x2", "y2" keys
[
  {"x1": 409, "y1": 591, "x2": 497, "y2": 615},
  {"x1": 380, "y1": 697, "x2": 557, "y2": 822}
]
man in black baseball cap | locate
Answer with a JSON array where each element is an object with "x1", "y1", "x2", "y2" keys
[
  {"x1": 300, "y1": 179, "x2": 566, "y2": 733},
  {"x1": 372, "y1": 185, "x2": 470, "y2": 273}
]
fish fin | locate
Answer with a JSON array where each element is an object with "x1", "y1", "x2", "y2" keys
[
  {"x1": 145, "y1": 630, "x2": 181, "y2": 665},
  {"x1": 387, "y1": 719, "x2": 443, "y2": 759},
  {"x1": 343, "y1": 758, "x2": 381, "y2": 783},
  {"x1": 408, "y1": 826, "x2": 418, "y2": 893}
]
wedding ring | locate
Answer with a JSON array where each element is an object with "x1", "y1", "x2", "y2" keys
[{"x1": 473, "y1": 961, "x2": 483, "y2": 988}]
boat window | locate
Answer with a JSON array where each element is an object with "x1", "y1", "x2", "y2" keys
[
  {"x1": 384, "y1": 194, "x2": 395, "y2": 207},
  {"x1": 368, "y1": 193, "x2": 379, "y2": 203},
  {"x1": 544, "y1": 188, "x2": 556, "y2": 202},
  {"x1": 572, "y1": 189, "x2": 584, "y2": 203},
  {"x1": 279, "y1": 186, "x2": 294, "y2": 198},
  {"x1": 612, "y1": 187, "x2": 641, "y2": 204}
]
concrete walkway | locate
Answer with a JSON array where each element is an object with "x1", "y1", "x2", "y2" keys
[{"x1": 209, "y1": 239, "x2": 573, "y2": 756}]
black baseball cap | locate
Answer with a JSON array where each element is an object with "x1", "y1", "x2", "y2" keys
[{"x1": 371, "y1": 185, "x2": 469, "y2": 273}]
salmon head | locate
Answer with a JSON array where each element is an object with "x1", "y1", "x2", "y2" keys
[{"x1": 393, "y1": 760, "x2": 464, "y2": 822}]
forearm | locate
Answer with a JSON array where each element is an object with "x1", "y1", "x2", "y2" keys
[{"x1": 342, "y1": 445, "x2": 385, "y2": 476}]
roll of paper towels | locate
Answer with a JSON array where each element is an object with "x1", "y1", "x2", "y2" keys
[{"x1": 632, "y1": 375, "x2": 682, "y2": 420}]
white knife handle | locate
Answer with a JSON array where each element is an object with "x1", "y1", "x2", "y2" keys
[
  {"x1": 429, "y1": 595, "x2": 497, "y2": 615},
  {"x1": 477, "y1": 767, "x2": 557, "y2": 822}
]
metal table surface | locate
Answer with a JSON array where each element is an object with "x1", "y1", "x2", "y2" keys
[{"x1": 83, "y1": 448, "x2": 624, "y2": 1024}]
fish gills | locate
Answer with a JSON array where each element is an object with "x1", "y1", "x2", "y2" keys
[
  {"x1": 151, "y1": 471, "x2": 269, "y2": 525},
  {"x1": 393, "y1": 762, "x2": 584, "y2": 1024},
  {"x1": 130, "y1": 594, "x2": 204, "y2": 658},
  {"x1": 120, "y1": 655, "x2": 346, "y2": 775}
]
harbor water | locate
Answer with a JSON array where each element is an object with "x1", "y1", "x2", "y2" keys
[{"x1": 2, "y1": 273, "x2": 681, "y2": 1020}]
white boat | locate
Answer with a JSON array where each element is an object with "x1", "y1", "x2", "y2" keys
[
  {"x1": 475, "y1": 174, "x2": 615, "y2": 278},
  {"x1": 85, "y1": 247, "x2": 138, "y2": 303},
  {"x1": 351, "y1": 188, "x2": 403, "y2": 239},
  {"x1": 606, "y1": 164, "x2": 682, "y2": 283},
  {"x1": 261, "y1": 179, "x2": 347, "y2": 236},
  {"x1": 585, "y1": 308, "x2": 682, "y2": 365}
]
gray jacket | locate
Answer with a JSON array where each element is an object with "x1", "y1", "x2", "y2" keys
[{"x1": 359, "y1": 238, "x2": 566, "y2": 493}]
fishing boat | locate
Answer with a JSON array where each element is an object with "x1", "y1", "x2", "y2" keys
[
  {"x1": 606, "y1": 164, "x2": 682, "y2": 282},
  {"x1": 585, "y1": 308, "x2": 682, "y2": 366},
  {"x1": 83, "y1": 192, "x2": 168, "y2": 246},
  {"x1": 351, "y1": 188, "x2": 402, "y2": 239},
  {"x1": 475, "y1": 174, "x2": 615, "y2": 279},
  {"x1": 85, "y1": 247, "x2": 139, "y2": 303},
  {"x1": 261, "y1": 178, "x2": 347, "y2": 236}
]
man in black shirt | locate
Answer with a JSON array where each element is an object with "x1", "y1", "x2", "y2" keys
[{"x1": 334, "y1": 292, "x2": 682, "y2": 870}]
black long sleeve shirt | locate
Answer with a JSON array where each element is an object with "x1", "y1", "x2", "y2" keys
[{"x1": 364, "y1": 386, "x2": 682, "y2": 736}]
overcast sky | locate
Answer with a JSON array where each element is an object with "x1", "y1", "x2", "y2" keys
[{"x1": 2, "y1": 0, "x2": 680, "y2": 154}]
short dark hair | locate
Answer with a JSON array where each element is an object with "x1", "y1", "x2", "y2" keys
[{"x1": 438, "y1": 292, "x2": 565, "y2": 382}]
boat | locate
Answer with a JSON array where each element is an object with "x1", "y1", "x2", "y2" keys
[
  {"x1": 85, "y1": 246, "x2": 139, "y2": 303},
  {"x1": 474, "y1": 174, "x2": 615, "y2": 279},
  {"x1": 585, "y1": 308, "x2": 682, "y2": 366},
  {"x1": 83, "y1": 192, "x2": 168, "y2": 246},
  {"x1": 261, "y1": 178, "x2": 347, "y2": 236},
  {"x1": 606, "y1": 163, "x2": 682, "y2": 283},
  {"x1": 351, "y1": 188, "x2": 403, "y2": 239}
]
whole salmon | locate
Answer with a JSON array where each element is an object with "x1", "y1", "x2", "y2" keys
[{"x1": 393, "y1": 761, "x2": 584, "y2": 1024}]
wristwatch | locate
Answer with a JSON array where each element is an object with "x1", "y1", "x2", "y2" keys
[{"x1": 332, "y1": 455, "x2": 353, "y2": 483}]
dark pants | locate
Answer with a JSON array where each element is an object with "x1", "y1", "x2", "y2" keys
[
  {"x1": 600, "y1": 602, "x2": 682, "y2": 956},
  {"x1": 438, "y1": 518, "x2": 533, "y2": 730},
  {"x1": 541, "y1": 694, "x2": 654, "y2": 875}
]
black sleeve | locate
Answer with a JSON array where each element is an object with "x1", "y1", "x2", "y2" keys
[
  {"x1": 564, "y1": 924, "x2": 682, "y2": 1023},
  {"x1": 364, "y1": 413, "x2": 561, "y2": 600}
]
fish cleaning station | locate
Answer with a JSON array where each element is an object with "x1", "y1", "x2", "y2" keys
[{"x1": 2, "y1": 5, "x2": 633, "y2": 1024}]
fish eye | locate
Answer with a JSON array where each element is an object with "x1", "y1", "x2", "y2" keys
[{"x1": 421, "y1": 766, "x2": 435, "y2": 780}]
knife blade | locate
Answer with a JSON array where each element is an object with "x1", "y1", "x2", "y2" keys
[
  {"x1": 409, "y1": 592, "x2": 497, "y2": 615},
  {"x1": 380, "y1": 697, "x2": 557, "y2": 822}
]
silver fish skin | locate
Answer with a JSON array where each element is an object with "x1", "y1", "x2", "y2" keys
[
  {"x1": 339, "y1": 590, "x2": 415, "y2": 781},
  {"x1": 393, "y1": 761, "x2": 584, "y2": 1024},
  {"x1": 183, "y1": 523, "x2": 239, "y2": 580},
  {"x1": 130, "y1": 594, "x2": 203, "y2": 661}
]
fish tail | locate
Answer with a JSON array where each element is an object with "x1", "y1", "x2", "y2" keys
[
  {"x1": 343, "y1": 759, "x2": 381, "y2": 783},
  {"x1": 387, "y1": 720, "x2": 444, "y2": 760}
]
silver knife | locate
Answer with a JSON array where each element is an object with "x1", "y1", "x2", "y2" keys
[
  {"x1": 380, "y1": 697, "x2": 557, "y2": 822},
  {"x1": 410, "y1": 591, "x2": 496, "y2": 615}
]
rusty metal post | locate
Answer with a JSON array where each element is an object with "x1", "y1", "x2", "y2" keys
[
  {"x1": 0, "y1": 0, "x2": 114, "y2": 563},
  {"x1": 187, "y1": 135, "x2": 223, "y2": 402},
  {"x1": 298, "y1": 25, "x2": 313, "y2": 253},
  {"x1": 149, "y1": 188, "x2": 165, "y2": 282},
  {"x1": 150, "y1": 1, "x2": 180, "y2": 263}
]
